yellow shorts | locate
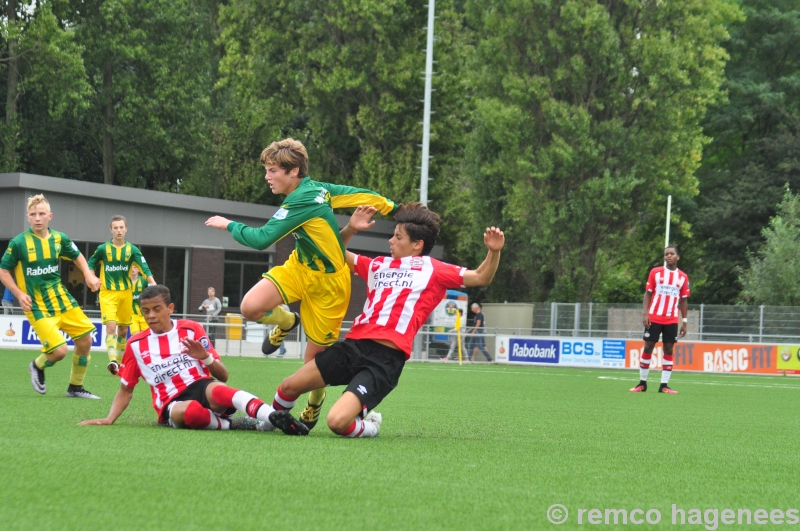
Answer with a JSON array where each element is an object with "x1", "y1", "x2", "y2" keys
[
  {"x1": 130, "y1": 314, "x2": 149, "y2": 334},
  {"x1": 264, "y1": 252, "x2": 351, "y2": 347},
  {"x1": 99, "y1": 289, "x2": 133, "y2": 325},
  {"x1": 27, "y1": 307, "x2": 96, "y2": 354}
]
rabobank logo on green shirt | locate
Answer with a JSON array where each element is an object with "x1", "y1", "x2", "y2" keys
[
  {"x1": 105, "y1": 264, "x2": 129, "y2": 272},
  {"x1": 26, "y1": 264, "x2": 59, "y2": 276}
]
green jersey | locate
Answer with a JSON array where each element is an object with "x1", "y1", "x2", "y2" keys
[
  {"x1": 227, "y1": 177, "x2": 397, "y2": 273},
  {"x1": 87, "y1": 241, "x2": 153, "y2": 291},
  {"x1": 131, "y1": 276, "x2": 148, "y2": 316},
  {"x1": 0, "y1": 229, "x2": 81, "y2": 321}
]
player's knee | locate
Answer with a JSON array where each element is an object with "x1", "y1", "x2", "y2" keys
[
  {"x1": 50, "y1": 345, "x2": 68, "y2": 361},
  {"x1": 326, "y1": 410, "x2": 353, "y2": 435},
  {"x1": 279, "y1": 377, "x2": 302, "y2": 398},
  {"x1": 74, "y1": 334, "x2": 92, "y2": 350},
  {"x1": 182, "y1": 400, "x2": 211, "y2": 430}
]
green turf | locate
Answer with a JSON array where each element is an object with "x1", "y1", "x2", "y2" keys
[{"x1": 1, "y1": 349, "x2": 799, "y2": 530}]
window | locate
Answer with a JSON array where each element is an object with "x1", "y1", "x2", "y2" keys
[{"x1": 223, "y1": 251, "x2": 273, "y2": 309}]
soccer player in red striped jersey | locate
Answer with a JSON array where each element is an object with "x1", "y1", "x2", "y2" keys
[
  {"x1": 80, "y1": 285, "x2": 286, "y2": 432},
  {"x1": 630, "y1": 246, "x2": 690, "y2": 394},
  {"x1": 267, "y1": 204, "x2": 504, "y2": 438}
]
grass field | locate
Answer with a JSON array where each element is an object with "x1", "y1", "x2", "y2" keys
[{"x1": 1, "y1": 348, "x2": 799, "y2": 530}]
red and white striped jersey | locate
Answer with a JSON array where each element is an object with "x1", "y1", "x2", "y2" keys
[
  {"x1": 119, "y1": 319, "x2": 220, "y2": 416},
  {"x1": 347, "y1": 254, "x2": 466, "y2": 358},
  {"x1": 646, "y1": 266, "x2": 690, "y2": 325}
]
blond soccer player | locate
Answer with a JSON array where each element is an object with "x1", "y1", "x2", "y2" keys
[{"x1": 0, "y1": 194, "x2": 102, "y2": 398}]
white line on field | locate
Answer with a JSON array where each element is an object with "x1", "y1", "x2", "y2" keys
[{"x1": 597, "y1": 375, "x2": 800, "y2": 389}]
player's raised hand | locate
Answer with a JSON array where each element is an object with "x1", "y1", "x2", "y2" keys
[
  {"x1": 180, "y1": 337, "x2": 209, "y2": 360},
  {"x1": 484, "y1": 227, "x2": 505, "y2": 252},
  {"x1": 205, "y1": 216, "x2": 232, "y2": 230},
  {"x1": 348, "y1": 205, "x2": 378, "y2": 232}
]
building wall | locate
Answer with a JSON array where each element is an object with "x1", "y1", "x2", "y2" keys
[{"x1": 189, "y1": 248, "x2": 225, "y2": 313}]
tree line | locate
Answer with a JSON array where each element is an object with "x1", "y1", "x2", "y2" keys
[{"x1": 1, "y1": 0, "x2": 796, "y2": 306}]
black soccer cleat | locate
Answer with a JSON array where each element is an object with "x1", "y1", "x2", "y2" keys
[
  {"x1": 262, "y1": 312, "x2": 301, "y2": 356},
  {"x1": 66, "y1": 384, "x2": 101, "y2": 399},
  {"x1": 629, "y1": 381, "x2": 647, "y2": 393},
  {"x1": 268, "y1": 410, "x2": 310, "y2": 436},
  {"x1": 29, "y1": 360, "x2": 46, "y2": 394}
]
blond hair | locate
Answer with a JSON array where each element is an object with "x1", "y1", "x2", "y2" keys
[
  {"x1": 260, "y1": 138, "x2": 308, "y2": 178},
  {"x1": 26, "y1": 194, "x2": 50, "y2": 212}
]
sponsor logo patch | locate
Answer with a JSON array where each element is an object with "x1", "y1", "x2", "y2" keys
[{"x1": 273, "y1": 208, "x2": 289, "y2": 220}]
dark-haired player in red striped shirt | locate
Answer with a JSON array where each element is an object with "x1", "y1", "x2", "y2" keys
[
  {"x1": 80, "y1": 285, "x2": 287, "y2": 432},
  {"x1": 268, "y1": 204, "x2": 505, "y2": 438},
  {"x1": 630, "y1": 246, "x2": 690, "y2": 394}
]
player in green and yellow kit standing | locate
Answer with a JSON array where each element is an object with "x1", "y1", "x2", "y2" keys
[
  {"x1": 206, "y1": 138, "x2": 397, "y2": 429},
  {"x1": 129, "y1": 265, "x2": 149, "y2": 334},
  {"x1": 0, "y1": 194, "x2": 103, "y2": 398},
  {"x1": 88, "y1": 216, "x2": 155, "y2": 375}
]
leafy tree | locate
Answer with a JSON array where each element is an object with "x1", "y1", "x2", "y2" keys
[
  {"x1": 0, "y1": 0, "x2": 89, "y2": 171},
  {"x1": 692, "y1": 0, "x2": 800, "y2": 303},
  {"x1": 741, "y1": 187, "x2": 800, "y2": 305},
  {"x1": 459, "y1": 0, "x2": 740, "y2": 302}
]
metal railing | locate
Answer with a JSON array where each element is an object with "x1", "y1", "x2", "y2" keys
[{"x1": 5, "y1": 302, "x2": 800, "y2": 358}]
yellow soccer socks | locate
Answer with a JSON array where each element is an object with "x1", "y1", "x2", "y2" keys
[
  {"x1": 257, "y1": 305, "x2": 295, "y2": 330},
  {"x1": 105, "y1": 333, "x2": 117, "y2": 362},
  {"x1": 69, "y1": 352, "x2": 90, "y2": 386}
]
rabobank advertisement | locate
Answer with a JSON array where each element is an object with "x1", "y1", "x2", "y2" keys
[
  {"x1": 495, "y1": 335, "x2": 626, "y2": 368},
  {"x1": 497, "y1": 337, "x2": 560, "y2": 364},
  {"x1": 0, "y1": 315, "x2": 105, "y2": 351}
]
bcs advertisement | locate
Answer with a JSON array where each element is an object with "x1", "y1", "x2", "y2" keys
[{"x1": 494, "y1": 336, "x2": 625, "y2": 368}]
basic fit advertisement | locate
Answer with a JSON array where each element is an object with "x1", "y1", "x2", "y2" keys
[{"x1": 626, "y1": 341, "x2": 778, "y2": 374}]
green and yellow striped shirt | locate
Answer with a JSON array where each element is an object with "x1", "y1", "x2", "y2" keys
[
  {"x1": 87, "y1": 241, "x2": 152, "y2": 291},
  {"x1": 131, "y1": 276, "x2": 147, "y2": 316},
  {"x1": 227, "y1": 177, "x2": 397, "y2": 273},
  {"x1": 0, "y1": 229, "x2": 82, "y2": 321}
]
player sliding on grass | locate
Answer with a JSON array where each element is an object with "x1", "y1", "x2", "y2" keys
[
  {"x1": 0, "y1": 194, "x2": 102, "y2": 399},
  {"x1": 87, "y1": 215, "x2": 156, "y2": 376},
  {"x1": 630, "y1": 246, "x2": 690, "y2": 394},
  {"x1": 80, "y1": 285, "x2": 292, "y2": 433},
  {"x1": 205, "y1": 138, "x2": 397, "y2": 430},
  {"x1": 268, "y1": 203, "x2": 505, "y2": 438}
]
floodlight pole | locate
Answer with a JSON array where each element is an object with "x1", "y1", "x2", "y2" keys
[
  {"x1": 664, "y1": 195, "x2": 672, "y2": 267},
  {"x1": 420, "y1": 0, "x2": 435, "y2": 207}
]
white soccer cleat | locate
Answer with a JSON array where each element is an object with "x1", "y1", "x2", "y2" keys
[{"x1": 364, "y1": 411, "x2": 382, "y2": 433}]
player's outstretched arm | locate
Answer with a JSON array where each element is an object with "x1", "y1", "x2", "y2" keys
[
  {"x1": 0, "y1": 268, "x2": 32, "y2": 312},
  {"x1": 463, "y1": 227, "x2": 505, "y2": 288},
  {"x1": 79, "y1": 384, "x2": 134, "y2": 425},
  {"x1": 341, "y1": 205, "x2": 378, "y2": 271}
]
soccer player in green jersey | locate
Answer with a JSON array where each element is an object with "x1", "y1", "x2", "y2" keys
[
  {"x1": 129, "y1": 266, "x2": 149, "y2": 334},
  {"x1": 205, "y1": 138, "x2": 397, "y2": 429},
  {"x1": 0, "y1": 194, "x2": 103, "y2": 399},
  {"x1": 88, "y1": 216, "x2": 156, "y2": 375}
]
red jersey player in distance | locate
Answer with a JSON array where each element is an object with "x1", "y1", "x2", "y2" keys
[
  {"x1": 267, "y1": 203, "x2": 505, "y2": 438},
  {"x1": 631, "y1": 246, "x2": 690, "y2": 395},
  {"x1": 80, "y1": 285, "x2": 289, "y2": 433}
]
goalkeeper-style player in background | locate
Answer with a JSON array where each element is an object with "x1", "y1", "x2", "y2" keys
[
  {"x1": 205, "y1": 138, "x2": 397, "y2": 430},
  {"x1": 88, "y1": 216, "x2": 155, "y2": 376}
]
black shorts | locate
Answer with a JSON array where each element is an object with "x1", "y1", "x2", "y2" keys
[
  {"x1": 159, "y1": 378, "x2": 236, "y2": 424},
  {"x1": 314, "y1": 338, "x2": 406, "y2": 411},
  {"x1": 644, "y1": 322, "x2": 679, "y2": 344}
]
